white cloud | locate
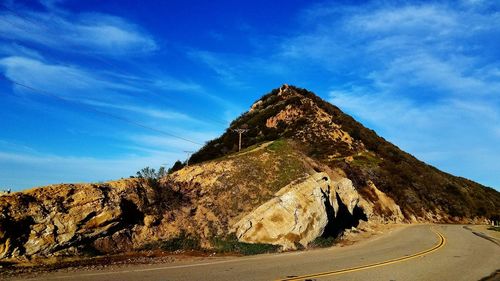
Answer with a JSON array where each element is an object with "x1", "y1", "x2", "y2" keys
[
  {"x1": 0, "y1": 43, "x2": 43, "y2": 60},
  {"x1": 0, "y1": 7, "x2": 157, "y2": 55},
  {"x1": 347, "y1": 5, "x2": 458, "y2": 34},
  {"x1": 0, "y1": 56, "x2": 139, "y2": 98},
  {"x1": 290, "y1": 2, "x2": 500, "y2": 158},
  {"x1": 328, "y1": 87, "x2": 500, "y2": 188},
  {"x1": 307, "y1": 2, "x2": 499, "y2": 189},
  {"x1": 368, "y1": 53, "x2": 500, "y2": 96},
  {"x1": 0, "y1": 127, "x2": 221, "y2": 190},
  {"x1": 0, "y1": 56, "x2": 214, "y2": 132},
  {"x1": 0, "y1": 55, "x2": 207, "y2": 99}
]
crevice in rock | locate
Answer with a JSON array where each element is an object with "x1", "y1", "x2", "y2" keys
[
  {"x1": 77, "y1": 212, "x2": 97, "y2": 228},
  {"x1": 238, "y1": 220, "x2": 252, "y2": 239},
  {"x1": 0, "y1": 215, "x2": 34, "y2": 257},
  {"x1": 319, "y1": 186, "x2": 337, "y2": 237},
  {"x1": 321, "y1": 191, "x2": 367, "y2": 238},
  {"x1": 120, "y1": 199, "x2": 144, "y2": 226},
  {"x1": 97, "y1": 185, "x2": 110, "y2": 208}
]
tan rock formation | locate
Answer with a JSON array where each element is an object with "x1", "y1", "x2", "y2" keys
[
  {"x1": 333, "y1": 178, "x2": 359, "y2": 215},
  {"x1": 232, "y1": 173, "x2": 374, "y2": 250},
  {"x1": 233, "y1": 173, "x2": 332, "y2": 250},
  {"x1": 266, "y1": 104, "x2": 304, "y2": 128},
  {"x1": 0, "y1": 179, "x2": 180, "y2": 259},
  {"x1": 357, "y1": 181, "x2": 404, "y2": 223}
]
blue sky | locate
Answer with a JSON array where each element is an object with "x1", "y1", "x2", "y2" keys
[{"x1": 0, "y1": 0, "x2": 499, "y2": 191}]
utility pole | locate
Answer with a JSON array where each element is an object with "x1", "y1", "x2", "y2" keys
[
  {"x1": 183, "y1": 151, "x2": 194, "y2": 166},
  {"x1": 233, "y1": 127, "x2": 249, "y2": 152}
]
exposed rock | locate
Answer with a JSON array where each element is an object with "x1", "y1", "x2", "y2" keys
[
  {"x1": 233, "y1": 173, "x2": 371, "y2": 250},
  {"x1": 233, "y1": 173, "x2": 332, "y2": 250},
  {"x1": 0, "y1": 179, "x2": 182, "y2": 259},
  {"x1": 333, "y1": 178, "x2": 359, "y2": 215},
  {"x1": 357, "y1": 181, "x2": 404, "y2": 223},
  {"x1": 266, "y1": 104, "x2": 304, "y2": 128},
  {"x1": 249, "y1": 100, "x2": 263, "y2": 112}
]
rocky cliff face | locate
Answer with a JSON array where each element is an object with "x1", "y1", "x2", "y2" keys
[{"x1": 0, "y1": 179, "x2": 185, "y2": 259}]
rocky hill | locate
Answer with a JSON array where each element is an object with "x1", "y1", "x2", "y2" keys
[
  {"x1": 191, "y1": 85, "x2": 500, "y2": 221},
  {"x1": 0, "y1": 84, "x2": 499, "y2": 262}
]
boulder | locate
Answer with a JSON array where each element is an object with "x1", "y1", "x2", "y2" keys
[{"x1": 233, "y1": 173, "x2": 334, "y2": 250}]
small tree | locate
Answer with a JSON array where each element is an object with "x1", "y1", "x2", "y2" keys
[
  {"x1": 158, "y1": 166, "x2": 167, "y2": 178},
  {"x1": 136, "y1": 167, "x2": 157, "y2": 179},
  {"x1": 135, "y1": 166, "x2": 169, "y2": 187},
  {"x1": 135, "y1": 162, "x2": 185, "y2": 186}
]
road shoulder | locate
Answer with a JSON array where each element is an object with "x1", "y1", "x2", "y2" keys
[{"x1": 464, "y1": 225, "x2": 500, "y2": 246}]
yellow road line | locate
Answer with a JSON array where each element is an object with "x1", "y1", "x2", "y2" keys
[{"x1": 276, "y1": 227, "x2": 446, "y2": 281}]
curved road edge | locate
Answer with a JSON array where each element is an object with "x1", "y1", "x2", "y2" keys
[{"x1": 463, "y1": 226, "x2": 500, "y2": 247}]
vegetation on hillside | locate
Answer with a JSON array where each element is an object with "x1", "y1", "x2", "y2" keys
[{"x1": 142, "y1": 232, "x2": 280, "y2": 255}]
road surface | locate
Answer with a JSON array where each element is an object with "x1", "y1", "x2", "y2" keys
[{"x1": 8, "y1": 225, "x2": 500, "y2": 281}]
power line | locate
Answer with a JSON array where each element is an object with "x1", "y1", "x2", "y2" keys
[{"x1": 0, "y1": 75, "x2": 203, "y2": 146}]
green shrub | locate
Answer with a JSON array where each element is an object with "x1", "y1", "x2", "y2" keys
[
  {"x1": 142, "y1": 232, "x2": 200, "y2": 251},
  {"x1": 211, "y1": 234, "x2": 280, "y2": 255},
  {"x1": 309, "y1": 236, "x2": 338, "y2": 248},
  {"x1": 267, "y1": 139, "x2": 286, "y2": 151}
]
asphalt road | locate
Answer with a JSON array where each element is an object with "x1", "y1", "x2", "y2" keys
[{"x1": 10, "y1": 225, "x2": 500, "y2": 281}]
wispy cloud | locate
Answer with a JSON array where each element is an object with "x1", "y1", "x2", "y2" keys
[
  {"x1": 0, "y1": 4, "x2": 157, "y2": 55},
  {"x1": 85, "y1": 100, "x2": 197, "y2": 122},
  {"x1": 290, "y1": 1, "x2": 500, "y2": 187},
  {"x1": 130, "y1": 130, "x2": 218, "y2": 152},
  {"x1": 0, "y1": 55, "x2": 217, "y2": 140},
  {"x1": 328, "y1": 85, "x2": 500, "y2": 188},
  {"x1": 0, "y1": 43, "x2": 43, "y2": 59},
  {"x1": 188, "y1": 49, "x2": 287, "y2": 88},
  {"x1": 0, "y1": 54, "x2": 208, "y2": 111},
  {"x1": 0, "y1": 1, "x2": 225, "y2": 191},
  {"x1": 0, "y1": 56, "x2": 139, "y2": 98},
  {"x1": 0, "y1": 130, "x2": 217, "y2": 189},
  {"x1": 1, "y1": 0, "x2": 498, "y2": 190},
  {"x1": 0, "y1": 149, "x2": 184, "y2": 189},
  {"x1": 188, "y1": 50, "x2": 246, "y2": 86},
  {"x1": 152, "y1": 76, "x2": 204, "y2": 93}
]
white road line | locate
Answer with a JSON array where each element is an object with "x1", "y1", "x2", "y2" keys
[{"x1": 17, "y1": 251, "x2": 305, "y2": 280}]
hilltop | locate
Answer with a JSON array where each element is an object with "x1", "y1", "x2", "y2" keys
[{"x1": 191, "y1": 84, "x2": 500, "y2": 221}]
